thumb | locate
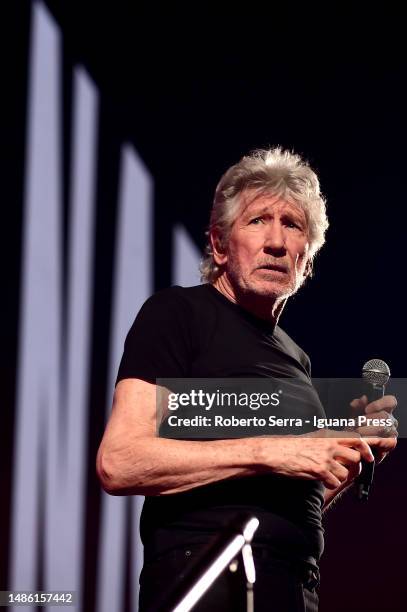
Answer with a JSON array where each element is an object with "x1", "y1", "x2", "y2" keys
[{"x1": 350, "y1": 394, "x2": 368, "y2": 412}]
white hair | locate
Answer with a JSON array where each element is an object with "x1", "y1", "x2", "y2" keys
[{"x1": 200, "y1": 147, "x2": 329, "y2": 283}]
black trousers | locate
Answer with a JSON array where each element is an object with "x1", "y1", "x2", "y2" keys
[{"x1": 139, "y1": 543, "x2": 319, "y2": 612}]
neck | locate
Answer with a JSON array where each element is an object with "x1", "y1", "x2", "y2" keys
[{"x1": 212, "y1": 274, "x2": 287, "y2": 324}]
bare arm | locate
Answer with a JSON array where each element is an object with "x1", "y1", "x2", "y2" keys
[
  {"x1": 97, "y1": 378, "x2": 268, "y2": 494},
  {"x1": 96, "y1": 379, "x2": 393, "y2": 497}
]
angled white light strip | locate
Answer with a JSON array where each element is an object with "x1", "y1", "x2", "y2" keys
[
  {"x1": 46, "y1": 65, "x2": 98, "y2": 600},
  {"x1": 11, "y1": 1, "x2": 62, "y2": 601},
  {"x1": 242, "y1": 544, "x2": 256, "y2": 585},
  {"x1": 11, "y1": 3, "x2": 99, "y2": 609},
  {"x1": 242, "y1": 517, "x2": 259, "y2": 543},
  {"x1": 97, "y1": 144, "x2": 152, "y2": 612},
  {"x1": 173, "y1": 223, "x2": 202, "y2": 287},
  {"x1": 173, "y1": 536, "x2": 245, "y2": 612},
  {"x1": 173, "y1": 517, "x2": 259, "y2": 612}
]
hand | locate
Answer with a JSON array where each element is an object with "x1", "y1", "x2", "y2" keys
[
  {"x1": 262, "y1": 434, "x2": 376, "y2": 489},
  {"x1": 360, "y1": 435, "x2": 398, "y2": 465},
  {"x1": 349, "y1": 394, "x2": 398, "y2": 463}
]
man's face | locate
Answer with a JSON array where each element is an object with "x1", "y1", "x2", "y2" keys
[{"x1": 214, "y1": 192, "x2": 310, "y2": 301}]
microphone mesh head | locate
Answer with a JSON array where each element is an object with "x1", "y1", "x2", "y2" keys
[{"x1": 362, "y1": 359, "x2": 391, "y2": 386}]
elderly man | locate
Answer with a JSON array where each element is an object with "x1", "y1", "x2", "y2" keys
[{"x1": 97, "y1": 148, "x2": 397, "y2": 611}]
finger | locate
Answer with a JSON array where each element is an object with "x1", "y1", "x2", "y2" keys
[
  {"x1": 320, "y1": 468, "x2": 343, "y2": 490},
  {"x1": 355, "y1": 411, "x2": 398, "y2": 437},
  {"x1": 355, "y1": 424, "x2": 398, "y2": 437},
  {"x1": 333, "y1": 446, "x2": 362, "y2": 465},
  {"x1": 364, "y1": 436, "x2": 398, "y2": 452},
  {"x1": 350, "y1": 396, "x2": 365, "y2": 408},
  {"x1": 334, "y1": 452, "x2": 362, "y2": 480},
  {"x1": 339, "y1": 438, "x2": 375, "y2": 462},
  {"x1": 338, "y1": 459, "x2": 362, "y2": 479},
  {"x1": 350, "y1": 395, "x2": 368, "y2": 414},
  {"x1": 330, "y1": 460, "x2": 350, "y2": 484},
  {"x1": 373, "y1": 410, "x2": 398, "y2": 427},
  {"x1": 365, "y1": 395, "x2": 398, "y2": 415},
  {"x1": 350, "y1": 461, "x2": 362, "y2": 478}
]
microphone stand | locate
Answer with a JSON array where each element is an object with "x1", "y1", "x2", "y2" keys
[
  {"x1": 158, "y1": 514, "x2": 259, "y2": 612},
  {"x1": 242, "y1": 542, "x2": 256, "y2": 612}
]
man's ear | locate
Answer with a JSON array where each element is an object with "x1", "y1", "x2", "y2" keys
[
  {"x1": 304, "y1": 258, "x2": 313, "y2": 278},
  {"x1": 210, "y1": 228, "x2": 228, "y2": 266}
]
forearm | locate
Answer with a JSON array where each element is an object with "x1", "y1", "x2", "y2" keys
[
  {"x1": 97, "y1": 435, "x2": 266, "y2": 496},
  {"x1": 97, "y1": 418, "x2": 378, "y2": 497}
]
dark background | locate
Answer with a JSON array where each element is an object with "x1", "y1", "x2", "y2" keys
[{"x1": 3, "y1": 1, "x2": 406, "y2": 610}]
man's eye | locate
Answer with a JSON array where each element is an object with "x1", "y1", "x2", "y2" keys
[{"x1": 286, "y1": 221, "x2": 301, "y2": 230}]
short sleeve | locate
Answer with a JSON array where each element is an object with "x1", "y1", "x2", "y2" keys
[{"x1": 116, "y1": 287, "x2": 194, "y2": 384}]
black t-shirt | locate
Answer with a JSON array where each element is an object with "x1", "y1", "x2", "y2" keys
[{"x1": 116, "y1": 283, "x2": 325, "y2": 565}]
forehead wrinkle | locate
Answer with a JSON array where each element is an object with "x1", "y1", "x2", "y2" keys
[{"x1": 242, "y1": 200, "x2": 306, "y2": 223}]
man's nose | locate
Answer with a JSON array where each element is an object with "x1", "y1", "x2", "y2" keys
[{"x1": 264, "y1": 222, "x2": 286, "y2": 252}]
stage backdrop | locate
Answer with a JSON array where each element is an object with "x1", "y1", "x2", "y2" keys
[{"x1": 3, "y1": 2, "x2": 406, "y2": 611}]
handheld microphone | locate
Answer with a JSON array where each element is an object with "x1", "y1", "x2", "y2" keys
[{"x1": 356, "y1": 359, "x2": 391, "y2": 501}]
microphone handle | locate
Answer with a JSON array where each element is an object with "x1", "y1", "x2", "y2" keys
[{"x1": 356, "y1": 384, "x2": 384, "y2": 501}]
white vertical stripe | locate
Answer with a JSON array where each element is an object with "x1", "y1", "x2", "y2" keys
[
  {"x1": 11, "y1": 0, "x2": 62, "y2": 604},
  {"x1": 46, "y1": 66, "x2": 97, "y2": 602},
  {"x1": 97, "y1": 144, "x2": 152, "y2": 612},
  {"x1": 11, "y1": 4, "x2": 99, "y2": 610},
  {"x1": 173, "y1": 223, "x2": 202, "y2": 287}
]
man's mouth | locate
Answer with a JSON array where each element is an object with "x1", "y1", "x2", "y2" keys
[{"x1": 257, "y1": 264, "x2": 288, "y2": 274}]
